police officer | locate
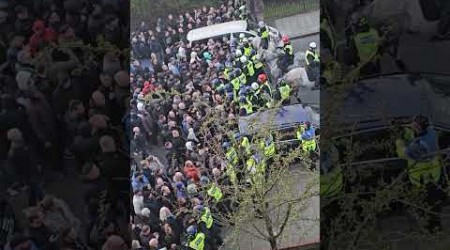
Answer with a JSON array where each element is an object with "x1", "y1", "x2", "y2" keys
[
  {"x1": 395, "y1": 115, "x2": 444, "y2": 232},
  {"x1": 242, "y1": 38, "x2": 254, "y2": 57},
  {"x1": 281, "y1": 35, "x2": 294, "y2": 66},
  {"x1": 229, "y1": 71, "x2": 241, "y2": 92},
  {"x1": 236, "y1": 132, "x2": 252, "y2": 158},
  {"x1": 249, "y1": 82, "x2": 263, "y2": 107},
  {"x1": 236, "y1": 68, "x2": 247, "y2": 86},
  {"x1": 224, "y1": 61, "x2": 233, "y2": 80},
  {"x1": 277, "y1": 79, "x2": 292, "y2": 105},
  {"x1": 234, "y1": 50, "x2": 243, "y2": 68},
  {"x1": 201, "y1": 176, "x2": 223, "y2": 203},
  {"x1": 305, "y1": 42, "x2": 320, "y2": 67},
  {"x1": 258, "y1": 21, "x2": 270, "y2": 50},
  {"x1": 258, "y1": 133, "x2": 276, "y2": 166},
  {"x1": 251, "y1": 53, "x2": 265, "y2": 77},
  {"x1": 297, "y1": 121, "x2": 317, "y2": 160},
  {"x1": 239, "y1": 96, "x2": 253, "y2": 116},
  {"x1": 194, "y1": 205, "x2": 223, "y2": 248},
  {"x1": 241, "y1": 55, "x2": 255, "y2": 83},
  {"x1": 257, "y1": 74, "x2": 273, "y2": 98},
  {"x1": 349, "y1": 16, "x2": 381, "y2": 77},
  {"x1": 223, "y1": 142, "x2": 239, "y2": 185},
  {"x1": 246, "y1": 153, "x2": 266, "y2": 186},
  {"x1": 185, "y1": 225, "x2": 205, "y2": 250}
]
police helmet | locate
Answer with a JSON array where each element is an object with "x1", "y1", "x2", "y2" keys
[
  {"x1": 200, "y1": 176, "x2": 210, "y2": 185},
  {"x1": 251, "y1": 82, "x2": 259, "y2": 90},
  {"x1": 226, "y1": 93, "x2": 234, "y2": 101},
  {"x1": 186, "y1": 225, "x2": 197, "y2": 236},
  {"x1": 225, "y1": 83, "x2": 233, "y2": 92},
  {"x1": 258, "y1": 21, "x2": 265, "y2": 28},
  {"x1": 240, "y1": 55, "x2": 248, "y2": 63},
  {"x1": 211, "y1": 78, "x2": 220, "y2": 86}
]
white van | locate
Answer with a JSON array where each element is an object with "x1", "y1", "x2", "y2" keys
[{"x1": 186, "y1": 20, "x2": 280, "y2": 45}]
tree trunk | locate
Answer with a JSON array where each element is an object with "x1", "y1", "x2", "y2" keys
[{"x1": 269, "y1": 237, "x2": 278, "y2": 250}]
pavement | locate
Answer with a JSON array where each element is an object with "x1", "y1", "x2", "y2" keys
[{"x1": 221, "y1": 172, "x2": 319, "y2": 250}]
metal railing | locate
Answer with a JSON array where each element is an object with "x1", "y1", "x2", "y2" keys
[{"x1": 264, "y1": 0, "x2": 319, "y2": 21}]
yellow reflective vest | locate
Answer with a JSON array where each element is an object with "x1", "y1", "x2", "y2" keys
[
  {"x1": 241, "y1": 136, "x2": 251, "y2": 156},
  {"x1": 297, "y1": 126, "x2": 317, "y2": 152},
  {"x1": 200, "y1": 207, "x2": 213, "y2": 229},
  {"x1": 239, "y1": 72, "x2": 247, "y2": 85},
  {"x1": 284, "y1": 44, "x2": 293, "y2": 55},
  {"x1": 231, "y1": 77, "x2": 240, "y2": 90},
  {"x1": 188, "y1": 232, "x2": 205, "y2": 250},
  {"x1": 244, "y1": 46, "x2": 252, "y2": 57},
  {"x1": 279, "y1": 84, "x2": 291, "y2": 101},
  {"x1": 226, "y1": 147, "x2": 239, "y2": 165},
  {"x1": 207, "y1": 184, "x2": 223, "y2": 202},
  {"x1": 305, "y1": 49, "x2": 320, "y2": 66},
  {"x1": 395, "y1": 128, "x2": 442, "y2": 187},
  {"x1": 354, "y1": 28, "x2": 381, "y2": 63},
  {"x1": 246, "y1": 61, "x2": 255, "y2": 77},
  {"x1": 259, "y1": 137, "x2": 276, "y2": 158}
]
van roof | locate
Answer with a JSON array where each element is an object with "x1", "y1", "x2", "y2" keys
[
  {"x1": 238, "y1": 104, "x2": 320, "y2": 135},
  {"x1": 187, "y1": 20, "x2": 249, "y2": 42}
]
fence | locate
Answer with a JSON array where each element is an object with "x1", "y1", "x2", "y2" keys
[{"x1": 264, "y1": 0, "x2": 319, "y2": 21}]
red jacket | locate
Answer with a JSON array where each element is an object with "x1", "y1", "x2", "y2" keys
[
  {"x1": 141, "y1": 81, "x2": 156, "y2": 95},
  {"x1": 29, "y1": 20, "x2": 57, "y2": 56},
  {"x1": 183, "y1": 165, "x2": 199, "y2": 182}
]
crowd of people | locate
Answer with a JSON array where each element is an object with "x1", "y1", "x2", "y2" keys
[
  {"x1": 129, "y1": 1, "x2": 318, "y2": 250},
  {"x1": 0, "y1": 0, "x2": 131, "y2": 249}
]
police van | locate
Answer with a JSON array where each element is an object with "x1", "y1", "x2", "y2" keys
[{"x1": 238, "y1": 104, "x2": 320, "y2": 153}]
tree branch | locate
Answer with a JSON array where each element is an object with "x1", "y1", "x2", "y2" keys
[{"x1": 275, "y1": 204, "x2": 292, "y2": 238}]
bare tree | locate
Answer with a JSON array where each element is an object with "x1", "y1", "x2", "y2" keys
[{"x1": 196, "y1": 105, "x2": 319, "y2": 250}]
